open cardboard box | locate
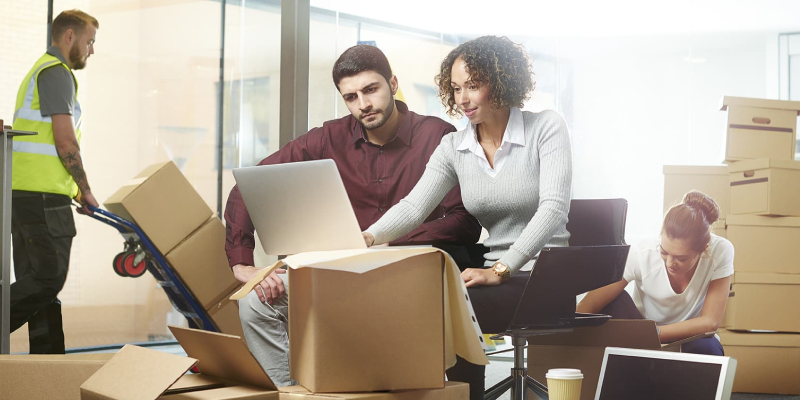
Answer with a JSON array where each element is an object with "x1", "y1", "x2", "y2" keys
[
  {"x1": 524, "y1": 319, "x2": 712, "y2": 400},
  {"x1": 230, "y1": 247, "x2": 488, "y2": 393},
  {"x1": 728, "y1": 158, "x2": 800, "y2": 217},
  {"x1": 79, "y1": 326, "x2": 468, "y2": 400},
  {"x1": 720, "y1": 96, "x2": 800, "y2": 162},
  {"x1": 1, "y1": 353, "x2": 114, "y2": 400}
]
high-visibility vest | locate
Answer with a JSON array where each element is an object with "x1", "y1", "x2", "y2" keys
[{"x1": 12, "y1": 53, "x2": 82, "y2": 198}]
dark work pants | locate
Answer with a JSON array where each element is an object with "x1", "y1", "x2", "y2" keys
[
  {"x1": 600, "y1": 291, "x2": 724, "y2": 356},
  {"x1": 445, "y1": 255, "x2": 530, "y2": 400},
  {"x1": 10, "y1": 191, "x2": 75, "y2": 354}
]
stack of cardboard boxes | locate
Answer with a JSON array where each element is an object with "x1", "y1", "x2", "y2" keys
[
  {"x1": 664, "y1": 96, "x2": 800, "y2": 395},
  {"x1": 104, "y1": 161, "x2": 244, "y2": 338}
]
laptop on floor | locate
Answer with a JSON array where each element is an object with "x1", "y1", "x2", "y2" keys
[
  {"x1": 594, "y1": 347, "x2": 737, "y2": 400},
  {"x1": 504, "y1": 245, "x2": 630, "y2": 333},
  {"x1": 232, "y1": 159, "x2": 367, "y2": 256}
]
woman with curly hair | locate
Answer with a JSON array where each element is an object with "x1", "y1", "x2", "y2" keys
[{"x1": 362, "y1": 35, "x2": 573, "y2": 399}]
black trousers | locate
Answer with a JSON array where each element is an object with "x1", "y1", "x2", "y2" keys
[
  {"x1": 10, "y1": 191, "x2": 75, "y2": 354},
  {"x1": 444, "y1": 245, "x2": 530, "y2": 400}
]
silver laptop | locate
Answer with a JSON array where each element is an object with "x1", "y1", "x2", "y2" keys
[
  {"x1": 232, "y1": 159, "x2": 367, "y2": 255},
  {"x1": 595, "y1": 347, "x2": 737, "y2": 400}
]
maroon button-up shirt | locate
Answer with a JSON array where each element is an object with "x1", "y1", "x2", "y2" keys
[{"x1": 224, "y1": 101, "x2": 481, "y2": 267}]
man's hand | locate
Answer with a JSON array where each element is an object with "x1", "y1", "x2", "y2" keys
[
  {"x1": 461, "y1": 267, "x2": 503, "y2": 288},
  {"x1": 232, "y1": 264, "x2": 286, "y2": 304},
  {"x1": 75, "y1": 190, "x2": 98, "y2": 215}
]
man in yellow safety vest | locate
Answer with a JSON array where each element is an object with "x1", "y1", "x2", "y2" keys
[{"x1": 10, "y1": 9, "x2": 99, "y2": 353}]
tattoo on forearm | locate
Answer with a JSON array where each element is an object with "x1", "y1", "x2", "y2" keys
[{"x1": 58, "y1": 149, "x2": 90, "y2": 193}]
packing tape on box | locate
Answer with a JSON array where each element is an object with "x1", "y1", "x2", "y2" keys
[{"x1": 229, "y1": 246, "x2": 490, "y2": 367}]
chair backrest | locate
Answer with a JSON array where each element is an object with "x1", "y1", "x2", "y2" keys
[{"x1": 566, "y1": 199, "x2": 628, "y2": 246}]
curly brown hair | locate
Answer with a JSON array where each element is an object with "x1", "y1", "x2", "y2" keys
[{"x1": 435, "y1": 36, "x2": 535, "y2": 118}]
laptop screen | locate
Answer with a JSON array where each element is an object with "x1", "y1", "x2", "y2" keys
[{"x1": 595, "y1": 348, "x2": 735, "y2": 400}]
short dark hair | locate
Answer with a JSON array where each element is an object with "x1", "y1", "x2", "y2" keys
[
  {"x1": 51, "y1": 9, "x2": 99, "y2": 42},
  {"x1": 332, "y1": 45, "x2": 393, "y2": 91},
  {"x1": 436, "y1": 36, "x2": 534, "y2": 118}
]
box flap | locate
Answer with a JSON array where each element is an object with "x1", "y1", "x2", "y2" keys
[
  {"x1": 732, "y1": 272, "x2": 800, "y2": 285},
  {"x1": 169, "y1": 326, "x2": 277, "y2": 391},
  {"x1": 525, "y1": 319, "x2": 662, "y2": 349},
  {"x1": 230, "y1": 247, "x2": 490, "y2": 368},
  {"x1": 720, "y1": 96, "x2": 800, "y2": 114},
  {"x1": 728, "y1": 158, "x2": 800, "y2": 173},
  {"x1": 727, "y1": 214, "x2": 800, "y2": 228},
  {"x1": 167, "y1": 374, "x2": 226, "y2": 393},
  {"x1": 80, "y1": 344, "x2": 197, "y2": 400},
  {"x1": 661, "y1": 331, "x2": 716, "y2": 349},
  {"x1": 164, "y1": 386, "x2": 278, "y2": 399},
  {"x1": 719, "y1": 329, "x2": 800, "y2": 348},
  {"x1": 662, "y1": 165, "x2": 728, "y2": 175}
]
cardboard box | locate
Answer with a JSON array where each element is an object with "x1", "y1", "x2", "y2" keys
[
  {"x1": 729, "y1": 158, "x2": 800, "y2": 217},
  {"x1": 525, "y1": 320, "x2": 705, "y2": 400},
  {"x1": 289, "y1": 252, "x2": 445, "y2": 393},
  {"x1": 207, "y1": 294, "x2": 245, "y2": 338},
  {"x1": 0, "y1": 353, "x2": 113, "y2": 400},
  {"x1": 82, "y1": 326, "x2": 468, "y2": 400},
  {"x1": 165, "y1": 216, "x2": 241, "y2": 310},
  {"x1": 230, "y1": 247, "x2": 488, "y2": 394},
  {"x1": 718, "y1": 330, "x2": 800, "y2": 395},
  {"x1": 723, "y1": 272, "x2": 800, "y2": 333},
  {"x1": 80, "y1": 329, "x2": 281, "y2": 400},
  {"x1": 277, "y1": 383, "x2": 468, "y2": 399},
  {"x1": 663, "y1": 165, "x2": 729, "y2": 236},
  {"x1": 720, "y1": 96, "x2": 800, "y2": 162},
  {"x1": 105, "y1": 161, "x2": 213, "y2": 255},
  {"x1": 727, "y1": 215, "x2": 800, "y2": 274}
]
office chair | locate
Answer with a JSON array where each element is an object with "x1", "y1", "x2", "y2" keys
[{"x1": 484, "y1": 198, "x2": 628, "y2": 400}]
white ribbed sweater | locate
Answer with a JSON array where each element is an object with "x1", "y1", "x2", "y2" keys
[{"x1": 367, "y1": 109, "x2": 573, "y2": 273}]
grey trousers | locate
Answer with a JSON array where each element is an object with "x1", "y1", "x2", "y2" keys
[{"x1": 238, "y1": 272, "x2": 296, "y2": 387}]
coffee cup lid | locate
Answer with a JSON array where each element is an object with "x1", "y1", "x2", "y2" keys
[{"x1": 546, "y1": 368, "x2": 583, "y2": 379}]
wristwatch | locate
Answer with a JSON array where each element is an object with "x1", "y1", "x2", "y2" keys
[{"x1": 491, "y1": 261, "x2": 511, "y2": 283}]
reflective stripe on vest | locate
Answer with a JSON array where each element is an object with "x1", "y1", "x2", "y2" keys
[
  {"x1": 12, "y1": 53, "x2": 82, "y2": 197},
  {"x1": 13, "y1": 141, "x2": 58, "y2": 157}
]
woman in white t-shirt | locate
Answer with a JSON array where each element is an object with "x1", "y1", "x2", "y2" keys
[{"x1": 577, "y1": 191, "x2": 734, "y2": 355}]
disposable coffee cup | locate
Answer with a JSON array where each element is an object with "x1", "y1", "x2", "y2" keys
[{"x1": 546, "y1": 368, "x2": 583, "y2": 400}]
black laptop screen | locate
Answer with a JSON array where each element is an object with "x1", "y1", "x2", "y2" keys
[{"x1": 598, "y1": 354, "x2": 722, "y2": 400}]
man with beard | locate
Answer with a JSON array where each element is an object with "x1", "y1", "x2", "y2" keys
[
  {"x1": 10, "y1": 9, "x2": 99, "y2": 353},
  {"x1": 224, "y1": 44, "x2": 481, "y2": 386}
]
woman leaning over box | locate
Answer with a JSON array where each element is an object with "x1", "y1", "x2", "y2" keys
[
  {"x1": 362, "y1": 35, "x2": 573, "y2": 400},
  {"x1": 577, "y1": 190, "x2": 734, "y2": 355}
]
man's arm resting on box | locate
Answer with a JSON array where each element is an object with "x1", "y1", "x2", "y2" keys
[
  {"x1": 657, "y1": 276, "x2": 730, "y2": 343},
  {"x1": 576, "y1": 279, "x2": 628, "y2": 314},
  {"x1": 52, "y1": 113, "x2": 97, "y2": 214},
  {"x1": 232, "y1": 264, "x2": 286, "y2": 304}
]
